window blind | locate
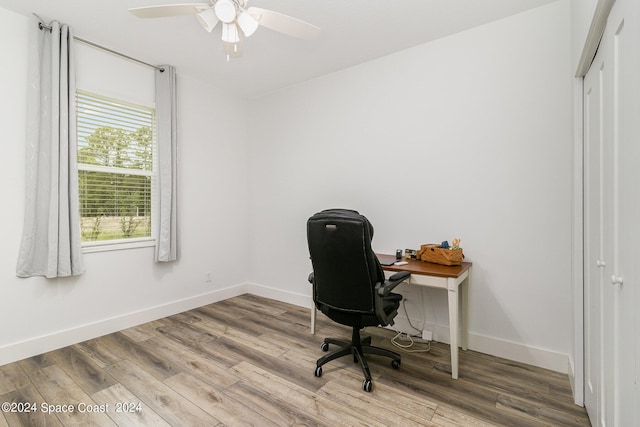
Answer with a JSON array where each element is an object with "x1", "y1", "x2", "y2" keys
[{"x1": 76, "y1": 90, "x2": 156, "y2": 242}]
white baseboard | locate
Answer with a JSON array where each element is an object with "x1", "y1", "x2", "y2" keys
[
  {"x1": 247, "y1": 282, "x2": 313, "y2": 309},
  {"x1": 386, "y1": 314, "x2": 568, "y2": 374},
  {"x1": 1, "y1": 283, "x2": 570, "y2": 377},
  {"x1": 466, "y1": 332, "x2": 569, "y2": 374},
  {"x1": 249, "y1": 286, "x2": 571, "y2": 375},
  {"x1": 0, "y1": 283, "x2": 248, "y2": 367}
]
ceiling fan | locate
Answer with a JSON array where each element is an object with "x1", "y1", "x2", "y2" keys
[{"x1": 129, "y1": 1, "x2": 320, "y2": 60}]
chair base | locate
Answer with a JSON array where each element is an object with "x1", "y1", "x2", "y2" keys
[{"x1": 315, "y1": 326, "x2": 401, "y2": 392}]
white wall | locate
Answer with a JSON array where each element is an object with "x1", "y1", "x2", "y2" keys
[
  {"x1": 0, "y1": 1, "x2": 580, "y2": 375},
  {"x1": 571, "y1": 0, "x2": 598, "y2": 72},
  {"x1": 248, "y1": 1, "x2": 573, "y2": 371},
  {"x1": 0, "y1": 7, "x2": 250, "y2": 365}
]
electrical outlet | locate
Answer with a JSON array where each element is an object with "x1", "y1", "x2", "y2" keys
[
  {"x1": 397, "y1": 333, "x2": 429, "y2": 344},
  {"x1": 422, "y1": 330, "x2": 433, "y2": 341}
]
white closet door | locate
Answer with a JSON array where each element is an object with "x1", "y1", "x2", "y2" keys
[
  {"x1": 583, "y1": 45, "x2": 613, "y2": 426},
  {"x1": 612, "y1": 1, "x2": 640, "y2": 424},
  {"x1": 583, "y1": 58, "x2": 598, "y2": 422},
  {"x1": 583, "y1": 0, "x2": 639, "y2": 425}
]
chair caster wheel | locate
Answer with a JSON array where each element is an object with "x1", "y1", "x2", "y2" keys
[
  {"x1": 320, "y1": 342, "x2": 329, "y2": 352},
  {"x1": 391, "y1": 359, "x2": 401, "y2": 369},
  {"x1": 314, "y1": 366, "x2": 323, "y2": 377},
  {"x1": 362, "y1": 379, "x2": 373, "y2": 392}
]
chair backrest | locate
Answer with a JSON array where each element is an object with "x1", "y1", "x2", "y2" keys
[{"x1": 307, "y1": 209, "x2": 384, "y2": 314}]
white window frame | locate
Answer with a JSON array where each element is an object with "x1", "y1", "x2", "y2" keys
[{"x1": 76, "y1": 90, "x2": 158, "y2": 253}]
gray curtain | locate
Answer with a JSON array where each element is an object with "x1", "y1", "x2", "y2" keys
[
  {"x1": 16, "y1": 17, "x2": 84, "y2": 278},
  {"x1": 155, "y1": 65, "x2": 178, "y2": 262}
]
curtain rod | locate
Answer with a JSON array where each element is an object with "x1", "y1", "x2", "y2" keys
[{"x1": 38, "y1": 22, "x2": 165, "y2": 73}]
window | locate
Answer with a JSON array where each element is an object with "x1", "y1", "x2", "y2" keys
[{"x1": 76, "y1": 90, "x2": 156, "y2": 245}]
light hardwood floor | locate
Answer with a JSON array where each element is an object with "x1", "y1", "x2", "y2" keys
[{"x1": 0, "y1": 294, "x2": 590, "y2": 426}]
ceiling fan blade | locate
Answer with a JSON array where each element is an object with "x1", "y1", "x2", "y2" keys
[
  {"x1": 247, "y1": 7, "x2": 320, "y2": 40},
  {"x1": 128, "y1": 3, "x2": 208, "y2": 19}
]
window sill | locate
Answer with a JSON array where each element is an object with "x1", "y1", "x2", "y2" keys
[{"x1": 82, "y1": 238, "x2": 155, "y2": 253}]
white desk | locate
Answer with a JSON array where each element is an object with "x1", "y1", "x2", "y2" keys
[{"x1": 310, "y1": 257, "x2": 471, "y2": 379}]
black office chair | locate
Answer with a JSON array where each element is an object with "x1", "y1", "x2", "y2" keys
[{"x1": 307, "y1": 209, "x2": 410, "y2": 392}]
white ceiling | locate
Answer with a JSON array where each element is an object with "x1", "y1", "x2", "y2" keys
[{"x1": 0, "y1": 0, "x2": 557, "y2": 99}]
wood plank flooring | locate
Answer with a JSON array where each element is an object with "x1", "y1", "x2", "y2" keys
[{"x1": 0, "y1": 294, "x2": 590, "y2": 426}]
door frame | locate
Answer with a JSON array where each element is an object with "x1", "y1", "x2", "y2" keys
[{"x1": 572, "y1": 0, "x2": 615, "y2": 407}]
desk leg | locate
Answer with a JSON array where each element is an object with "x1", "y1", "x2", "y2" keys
[
  {"x1": 448, "y1": 285, "x2": 459, "y2": 379},
  {"x1": 310, "y1": 305, "x2": 316, "y2": 334},
  {"x1": 461, "y1": 277, "x2": 468, "y2": 351}
]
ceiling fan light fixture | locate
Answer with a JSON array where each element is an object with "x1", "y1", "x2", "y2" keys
[
  {"x1": 130, "y1": 2, "x2": 321, "y2": 60},
  {"x1": 214, "y1": 0, "x2": 237, "y2": 24},
  {"x1": 237, "y1": 11, "x2": 258, "y2": 37},
  {"x1": 196, "y1": 8, "x2": 219, "y2": 32},
  {"x1": 221, "y1": 22, "x2": 240, "y2": 43}
]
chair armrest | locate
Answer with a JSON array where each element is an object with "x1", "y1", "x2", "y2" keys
[{"x1": 376, "y1": 270, "x2": 410, "y2": 296}]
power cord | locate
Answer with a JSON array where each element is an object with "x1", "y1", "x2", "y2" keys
[
  {"x1": 391, "y1": 331, "x2": 431, "y2": 353},
  {"x1": 402, "y1": 298, "x2": 424, "y2": 335},
  {"x1": 390, "y1": 299, "x2": 431, "y2": 353}
]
